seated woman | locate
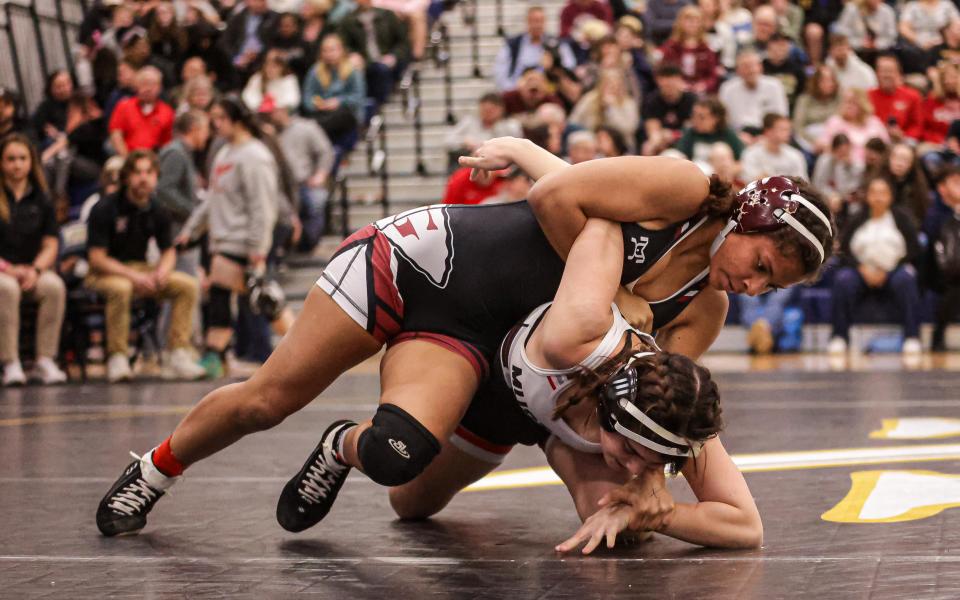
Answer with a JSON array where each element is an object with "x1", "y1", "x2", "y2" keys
[
  {"x1": 792, "y1": 65, "x2": 841, "y2": 153},
  {"x1": 569, "y1": 69, "x2": 640, "y2": 149},
  {"x1": 302, "y1": 33, "x2": 367, "y2": 144},
  {"x1": 674, "y1": 97, "x2": 744, "y2": 166},
  {"x1": 658, "y1": 5, "x2": 720, "y2": 94},
  {"x1": 818, "y1": 88, "x2": 889, "y2": 164},
  {"x1": 242, "y1": 49, "x2": 302, "y2": 114},
  {"x1": 277, "y1": 217, "x2": 763, "y2": 551},
  {"x1": 828, "y1": 175, "x2": 923, "y2": 356},
  {"x1": 0, "y1": 134, "x2": 67, "y2": 385}
]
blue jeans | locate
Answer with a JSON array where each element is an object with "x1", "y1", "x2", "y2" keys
[
  {"x1": 738, "y1": 290, "x2": 796, "y2": 335},
  {"x1": 831, "y1": 265, "x2": 922, "y2": 340},
  {"x1": 298, "y1": 183, "x2": 328, "y2": 252}
]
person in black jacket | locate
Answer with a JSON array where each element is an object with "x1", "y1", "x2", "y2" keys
[
  {"x1": 828, "y1": 175, "x2": 923, "y2": 355},
  {"x1": 338, "y1": 0, "x2": 410, "y2": 106},
  {"x1": 925, "y1": 167, "x2": 960, "y2": 350},
  {"x1": 217, "y1": 0, "x2": 279, "y2": 88}
]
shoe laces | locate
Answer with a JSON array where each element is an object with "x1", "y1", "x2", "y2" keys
[
  {"x1": 298, "y1": 446, "x2": 345, "y2": 505},
  {"x1": 105, "y1": 452, "x2": 176, "y2": 516}
]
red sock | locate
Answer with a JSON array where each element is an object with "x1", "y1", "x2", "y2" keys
[{"x1": 151, "y1": 436, "x2": 186, "y2": 477}]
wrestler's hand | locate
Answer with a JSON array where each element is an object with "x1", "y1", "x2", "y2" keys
[
  {"x1": 614, "y1": 287, "x2": 654, "y2": 333},
  {"x1": 555, "y1": 504, "x2": 643, "y2": 555},
  {"x1": 458, "y1": 137, "x2": 521, "y2": 182},
  {"x1": 598, "y1": 468, "x2": 675, "y2": 532}
]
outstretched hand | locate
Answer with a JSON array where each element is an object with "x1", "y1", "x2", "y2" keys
[
  {"x1": 458, "y1": 137, "x2": 521, "y2": 183},
  {"x1": 598, "y1": 469, "x2": 675, "y2": 532}
]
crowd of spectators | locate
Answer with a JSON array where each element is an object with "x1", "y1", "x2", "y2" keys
[
  {"x1": 0, "y1": 0, "x2": 421, "y2": 385},
  {"x1": 443, "y1": 0, "x2": 960, "y2": 356}
]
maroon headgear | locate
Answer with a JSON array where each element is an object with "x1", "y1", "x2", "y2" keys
[{"x1": 719, "y1": 176, "x2": 832, "y2": 263}]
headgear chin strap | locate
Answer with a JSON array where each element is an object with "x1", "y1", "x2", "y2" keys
[
  {"x1": 711, "y1": 176, "x2": 833, "y2": 263},
  {"x1": 597, "y1": 351, "x2": 706, "y2": 459}
]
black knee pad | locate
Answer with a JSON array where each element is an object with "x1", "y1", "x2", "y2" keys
[
  {"x1": 208, "y1": 285, "x2": 233, "y2": 328},
  {"x1": 357, "y1": 404, "x2": 441, "y2": 487}
]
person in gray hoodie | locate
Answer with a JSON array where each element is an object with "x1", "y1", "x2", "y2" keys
[{"x1": 177, "y1": 97, "x2": 279, "y2": 378}]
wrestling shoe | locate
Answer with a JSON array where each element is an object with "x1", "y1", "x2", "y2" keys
[
  {"x1": 96, "y1": 452, "x2": 178, "y2": 536},
  {"x1": 277, "y1": 420, "x2": 355, "y2": 532}
]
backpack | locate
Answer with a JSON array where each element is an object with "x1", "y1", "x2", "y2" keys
[{"x1": 935, "y1": 213, "x2": 960, "y2": 282}]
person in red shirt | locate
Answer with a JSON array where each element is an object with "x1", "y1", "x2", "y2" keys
[
  {"x1": 108, "y1": 66, "x2": 175, "y2": 156},
  {"x1": 501, "y1": 68, "x2": 562, "y2": 116},
  {"x1": 658, "y1": 5, "x2": 720, "y2": 94},
  {"x1": 868, "y1": 53, "x2": 924, "y2": 142},
  {"x1": 442, "y1": 166, "x2": 504, "y2": 204},
  {"x1": 922, "y1": 61, "x2": 960, "y2": 145},
  {"x1": 559, "y1": 0, "x2": 613, "y2": 39}
]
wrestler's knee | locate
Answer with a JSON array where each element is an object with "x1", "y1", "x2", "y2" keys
[
  {"x1": 357, "y1": 404, "x2": 441, "y2": 487},
  {"x1": 388, "y1": 484, "x2": 450, "y2": 520}
]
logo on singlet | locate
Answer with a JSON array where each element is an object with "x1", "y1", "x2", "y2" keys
[
  {"x1": 511, "y1": 365, "x2": 524, "y2": 398},
  {"x1": 389, "y1": 439, "x2": 411, "y2": 459},
  {"x1": 627, "y1": 236, "x2": 649, "y2": 264}
]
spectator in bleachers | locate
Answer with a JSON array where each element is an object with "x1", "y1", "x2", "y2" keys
[
  {"x1": 98, "y1": 2, "x2": 138, "y2": 59},
  {"x1": 540, "y1": 41, "x2": 585, "y2": 112},
  {"x1": 792, "y1": 64, "x2": 841, "y2": 153},
  {"x1": 493, "y1": 6, "x2": 577, "y2": 92},
  {"x1": 740, "y1": 286, "x2": 800, "y2": 355},
  {"x1": 170, "y1": 57, "x2": 210, "y2": 108},
  {"x1": 445, "y1": 93, "x2": 522, "y2": 172},
  {"x1": 880, "y1": 142, "x2": 931, "y2": 227},
  {"x1": 442, "y1": 166, "x2": 504, "y2": 204},
  {"x1": 0, "y1": 134, "x2": 67, "y2": 386},
  {"x1": 568, "y1": 68, "x2": 639, "y2": 148},
  {"x1": 109, "y1": 66, "x2": 175, "y2": 157},
  {"x1": 740, "y1": 113, "x2": 807, "y2": 182},
  {"x1": 829, "y1": 175, "x2": 923, "y2": 356},
  {"x1": 85, "y1": 150, "x2": 206, "y2": 382},
  {"x1": 818, "y1": 88, "x2": 888, "y2": 163},
  {"x1": 742, "y1": 4, "x2": 777, "y2": 57},
  {"x1": 614, "y1": 16, "x2": 656, "y2": 96},
  {"x1": 643, "y1": 0, "x2": 689, "y2": 46},
  {"x1": 157, "y1": 110, "x2": 210, "y2": 278},
  {"x1": 763, "y1": 32, "x2": 805, "y2": 107},
  {"x1": 266, "y1": 104, "x2": 336, "y2": 251},
  {"x1": 928, "y1": 19, "x2": 960, "y2": 71},
  {"x1": 302, "y1": 33, "x2": 367, "y2": 143},
  {"x1": 826, "y1": 33, "x2": 877, "y2": 91},
  {"x1": 580, "y1": 36, "x2": 638, "y2": 99},
  {"x1": 834, "y1": 0, "x2": 897, "y2": 61},
  {"x1": 32, "y1": 71, "x2": 76, "y2": 151},
  {"x1": 659, "y1": 5, "x2": 720, "y2": 94},
  {"x1": 641, "y1": 62, "x2": 696, "y2": 156},
  {"x1": 531, "y1": 102, "x2": 579, "y2": 156},
  {"x1": 869, "y1": 54, "x2": 925, "y2": 143},
  {"x1": 104, "y1": 60, "x2": 138, "y2": 120},
  {"x1": 242, "y1": 49, "x2": 302, "y2": 113},
  {"x1": 707, "y1": 141, "x2": 743, "y2": 187},
  {"x1": 921, "y1": 61, "x2": 960, "y2": 147},
  {"x1": 674, "y1": 96, "x2": 744, "y2": 164},
  {"x1": 0, "y1": 89, "x2": 33, "y2": 142},
  {"x1": 300, "y1": 0, "x2": 334, "y2": 71},
  {"x1": 697, "y1": 0, "x2": 737, "y2": 70},
  {"x1": 177, "y1": 98, "x2": 280, "y2": 378},
  {"x1": 713, "y1": 0, "x2": 753, "y2": 64},
  {"x1": 769, "y1": 0, "x2": 803, "y2": 43},
  {"x1": 927, "y1": 167, "x2": 960, "y2": 350},
  {"x1": 501, "y1": 68, "x2": 562, "y2": 117},
  {"x1": 338, "y1": 0, "x2": 411, "y2": 105},
  {"x1": 122, "y1": 27, "x2": 177, "y2": 87},
  {"x1": 718, "y1": 49, "x2": 788, "y2": 136},
  {"x1": 864, "y1": 136, "x2": 889, "y2": 173},
  {"x1": 182, "y1": 4, "x2": 232, "y2": 85},
  {"x1": 812, "y1": 133, "x2": 863, "y2": 215},
  {"x1": 898, "y1": 0, "x2": 960, "y2": 73},
  {"x1": 271, "y1": 12, "x2": 315, "y2": 83},
  {"x1": 560, "y1": 0, "x2": 613, "y2": 40},
  {"x1": 371, "y1": 0, "x2": 428, "y2": 62},
  {"x1": 178, "y1": 75, "x2": 216, "y2": 115},
  {"x1": 799, "y1": 0, "x2": 843, "y2": 67},
  {"x1": 219, "y1": 0, "x2": 279, "y2": 87},
  {"x1": 566, "y1": 129, "x2": 598, "y2": 163},
  {"x1": 146, "y1": 1, "x2": 188, "y2": 80},
  {"x1": 483, "y1": 166, "x2": 532, "y2": 204},
  {"x1": 923, "y1": 118, "x2": 960, "y2": 176},
  {"x1": 596, "y1": 124, "x2": 628, "y2": 157}
]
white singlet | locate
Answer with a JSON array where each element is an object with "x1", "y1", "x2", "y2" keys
[{"x1": 500, "y1": 302, "x2": 658, "y2": 453}]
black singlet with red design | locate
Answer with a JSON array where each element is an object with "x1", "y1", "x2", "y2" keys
[{"x1": 378, "y1": 201, "x2": 707, "y2": 361}]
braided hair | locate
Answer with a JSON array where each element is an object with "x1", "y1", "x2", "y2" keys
[{"x1": 554, "y1": 338, "x2": 724, "y2": 472}]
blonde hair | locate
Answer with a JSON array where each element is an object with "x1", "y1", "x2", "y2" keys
[
  {"x1": 842, "y1": 88, "x2": 874, "y2": 124},
  {"x1": 669, "y1": 6, "x2": 706, "y2": 43},
  {"x1": 0, "y1": 134, "x2": 49, "y2": 223},
  {"x1": 314, "y1": 34, "x2": 355, "y2": 88}
]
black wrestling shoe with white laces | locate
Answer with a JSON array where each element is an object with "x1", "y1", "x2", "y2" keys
[
  {"x1": 96, "y1": 455, "x2": 166, "y2": 537},
  {"x1": 277, "y1": 420, "x2": 355, "y2": 532}
]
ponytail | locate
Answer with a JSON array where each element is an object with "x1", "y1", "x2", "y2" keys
[{"x1": 698, "y1": 174, "x2": 735, "y2": 219}]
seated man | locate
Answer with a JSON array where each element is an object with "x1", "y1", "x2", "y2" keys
[
  {"x1": 85, "y1": 150, "x2": 205, "y2": 382},
  {"x1": 739, "y1": 113, "x2": 807, "y2": 182}
]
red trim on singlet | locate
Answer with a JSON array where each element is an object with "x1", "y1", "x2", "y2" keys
[
  {"x1": 454, "y1": 425, "x2": 514, "y2": 456},
  {"x1": 390, "y1": 331, "x2": 490, "y2": 380},
  {"x1": 546, "y1": 376, "x2": 556, "y2": 390},
  {"x1": 369, "y1": 231, "x2": 404, "y2": 341}
]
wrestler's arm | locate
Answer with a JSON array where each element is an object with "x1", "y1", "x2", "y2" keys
[
  {"x1": 531, "y1": 219, "x2": 625, "y2": 368},
  {"x1": 527, "y1": 156, "x2": 709, "y2": 259},
  {"x1": 654, "y1": 288, "x2": 728, "y2": 360},
  {"x1": 458, "y1": 136, "x2": 570, "y2": 181},
  {"x1": 657, "y1": 437, "x2": 763, "y2": 549}
]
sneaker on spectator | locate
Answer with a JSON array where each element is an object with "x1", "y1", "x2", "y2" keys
[
  {"x1": 902, "y1": 338, "x2": 922, "y2": 356},
  {"x1": 747, "y1": 319, "x2": 774, "y2": 355},
  {"x1": 107, "y1": 353, "x2": 133, "y2": 382},
  {"x1": 29, "y1": 357, "x2": 67, "y2": 384},
  {"x1": 199, "y1": 351, "x2": 224, "y2": 379},
  {"x1": 162, "y1": 349, "x2": 207, "y2": 380},
  {"x1": 3, "y1": 360, "x2": 26, "y2": 386},
  {"x1": 827, "y1": 337, "x2": 848, "y2": 355}
]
